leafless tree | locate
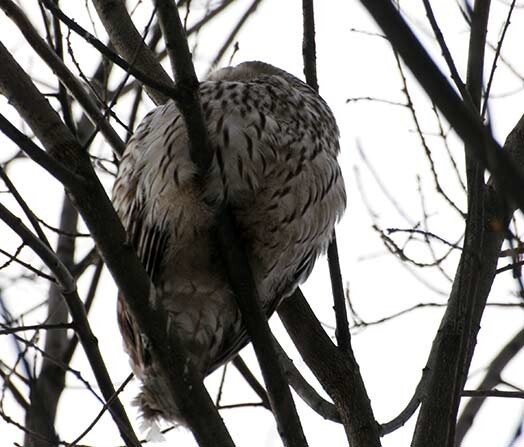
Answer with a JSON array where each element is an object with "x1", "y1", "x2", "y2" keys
[{"x1": 0, "y1": 1, "x2": 522, "y2": 447}]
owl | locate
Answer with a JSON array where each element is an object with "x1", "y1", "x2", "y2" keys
[{"x1": 112, "y1": 61, "x2": 346, "y2": 424}]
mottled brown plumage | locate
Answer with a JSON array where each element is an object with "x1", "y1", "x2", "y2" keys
[{"x1": 112, "y1": 61, "x2": 346, "y2": 424}]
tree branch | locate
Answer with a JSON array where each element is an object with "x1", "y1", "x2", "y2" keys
[
  {"x1": 358, "y1": 0, "x2": 524, "y2": 214},
  {"x1": 0, "y1": 0, "x2": 126, "y2": 157},
  {"x1": 301, "y1": 3, "x2": 378, "y2": 444},
  {"x1": 278, "y1": 289, "x2": 381, "y2": 447},
  {"x1": 0, "y1": 166, "x2": 50, "y2": 247},
  {"x1": 0, "y1": 202, "x2": 141, "y2": 447},
  {"x1": 231, "y1": 357, "x2": 271, "y2": 410},
  {"x1": 302, "y1": 0, "x2": 351, "y2": 355},
  {"x1": 0, "y1": 113, "x2": 79, "y2": 187},
  {"x1": 156, "y1": 1, "x2": 308, "y2": 446},
  {"x1": 90, "y1": 0, "x2": 172, "y2": 105},
  {"x1": 273, "y1": 339, "x2": 341, "y2": 423},
  {"x1": 412, "y1": 2, "x2": 492, "y2": 444},
  {"x1": 24, "y1": 194, "x2": 78, "y2": 447},
  {"x1": 455, "y1": 326, "x2": 524, "y2": 445},
  {"x1": 39, "y1": 0, "x2": 183, "y2": 107},
  {"x1": 0, "y1": 33, "x2": 227, "y2": 447}
]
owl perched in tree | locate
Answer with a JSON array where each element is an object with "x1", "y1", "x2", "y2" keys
[{"x1": 112, "y1": 61, "x2": 346, "y2": 424}]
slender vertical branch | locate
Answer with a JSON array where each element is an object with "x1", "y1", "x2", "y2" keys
[
  {"x1": 455, "y1": 327, "x2": 524, "y2": 445},
  {"x1": 278, "y1": 289, "x2": 381, "y2": 447},
  {"x1": 358, "y1": 0, "x2": 524, "y2": 211},
  {"x1": 24, "y1": 195, "x2": 78, "y2": 447},
  {"x1": 90, "y1": 0, "x2": 172, "y2": 105},
  {"x1": 302, "y1": 0, "x2": 351, "y2": 354},
  {"x1": 155, "y1": 1, "x2": 308, "y2": 445},
  {"x1": 459, "y1": 0, "x2": 491, "y2": 398},
  {"x1": 0, "y1": 0, "x2": 126, "y2": 156},
  {"x1": 301, "y1": 0, "x2": 317, "y2": 91},
  {"x1": 0, "y1": 202, "x2": 141, "y2": 447},
  {"x1": 421, "y1": 0, "x2": 473, "y2": 107},
  {"x1": 405, "y1": 0, "x2": 499, "y2": 444}
]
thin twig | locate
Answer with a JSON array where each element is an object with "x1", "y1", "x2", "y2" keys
[
  {"x1": 392, "y1": 49, "x2": 465, "y2": 217},
  {"x1": 39, "y1": 0, "x2": 180, "y2": 106},
  {"x1": 232, "y1": 357, "x2": 271, "y2": 410},
  {"x1": 461, "y1": 389, "x2": 524, "y2": 398},
  {"x1": 421, "y1": 0, "x2": 474, "y2": 107},
  {"x1": 0, "y1": 166, "x2": 49, "y2": 246},
  {"x1": 0, "y1": 202, "x2": 141, "y2": 447},
  {"x1": 207, "y1": 0, "x2": 262, "y2": 73},
  {"x1": 455, "y1": 326, "x2": 524, "y2": 444},
  {"x1": 359, "y1": 0, "x2": 524, "y2": 213},
  {"x1": 71, "y1": 373, "x2": 135, "y2": 446},
  {"x1": 0, "y1": 0, "x2": 126, "y2": 156},
  {"x1": 481, "y1": 0, "x2": 517, "y2": 119},
  {"x1": 0, "y1": 323, "x2": 72, "y2": 336}
]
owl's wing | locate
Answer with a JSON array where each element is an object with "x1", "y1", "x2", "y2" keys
[
  {"x1": 206, "y1": 295, "x2": 282, "y2": 375},
  {"x1": 113, "y1": 109, "x2": 173, "y2": 285},
  {"x1": 113, "y1": 112, "x2": 175, "y2": 373}
]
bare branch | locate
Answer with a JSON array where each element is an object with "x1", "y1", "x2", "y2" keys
[
  {"x1": 71, "y1": 373, "x2": 134, "y2": 446},
  {"x1": 0, "y1": 202, "x2": 141, "y2": 447},
  {"x1": 358, "y1": 0, "x2": 524, "y2": 214},
  {"x1": 24, "y1": 194, "x2": 78, "y2": 447},
  {"x1": 481, "y1": 0, "x2": 517, "y2": 118},
  {"x1": 0, "y1": 0, "x2": 126, "y2": 157},
  {"x1": 38, "y1": 0, "x2": 182, "y2": 107},
  {"x1": 461, "y1": 389, "x2": 524, "y2": 398},
  {"x1": 0, "y1": 166, "x2": 49, "y2": 247},
  {"x1": 421, "y1": 0, "x2": 473, "y2": 106},
  {"x1": 455, "y1": 326, "x2": 524, "y2": 444},
  {"x1": 412, "y1": 1, "x2": 495, "y2": 443},
  {"x1": 90, "y1": 0, "x2": 172, "y2": 105},
  {"x1": 392, "y1": 50, "x2": 465, "y2": 217},
  {"x1": 302, "y1": 0, "x2": 352, "y2": 363},
  {"x1": 0, "y1": 113, "x2": 79, "y2": 187},
  {"x1": 156, "y1": 1, "x2": 308, "y2": 445},
  {"x1": 231, "y1": 357, "x2": 271, "y2": 410},
  {"x1": 207, "y1": 0, "x2": 262, "y2": 72},
  {"x1": 0, "y1": 364, "x2": 29, "y2": 410},
  {"x1": 278, "y1": 289, "x2": 381, "y2": 447},
  {"x1": 273, "y1": 339, "x2": 341, "y2": 423}
]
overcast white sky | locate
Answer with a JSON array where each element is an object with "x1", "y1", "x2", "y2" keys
[{"x1": 0, "y1": 1, "x2": 523, "y2": 446}]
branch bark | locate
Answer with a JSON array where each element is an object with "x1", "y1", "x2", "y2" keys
[
  {"x1": 299, "y1": 2, "x2": 377, "y2": 445},
  {"x1": 412, "y1": 2, "x2": 493, "y2": 444},
  {"x1": 273, "y1": 339, "x2": 341, "y2": 423},
  {"x1": 0, "y1": 201, "x2": 141, "y2": 447},
  {"x1": 155, "y1": 2, "x2": 308, "y2": 445},
  {"x1": 455, "y1": 325, "x2": 524, "y2": 443},
  {"x1": 301, "y1": 0, "x2": 351, "y2": 354},
  {"x1": 279, "y1": 289, "x2": 381, "y2": 447},
  {"x1": 0, "y1": 0, "x2": 126, "y2": 156},
  {"x1": 0, "y1": 33, "x2": 230, "y2": 447},
  {"x1": 91, "y1": 0, "x2": 173, "y2": 105},
  {"x1": 358, "y1": 0, "x2": 524, "y2": 214},
  {"x1": 24, "y1": 195, "x2": 78, "y2": 447}
]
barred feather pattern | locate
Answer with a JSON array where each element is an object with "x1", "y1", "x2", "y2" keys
[{"x1": 112, "y1": 61, "x2": 346, "y2": 423}]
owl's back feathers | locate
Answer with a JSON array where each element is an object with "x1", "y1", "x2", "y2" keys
[{"x1": 112, "y1": 61, "x2": 346, "y2": 423}]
